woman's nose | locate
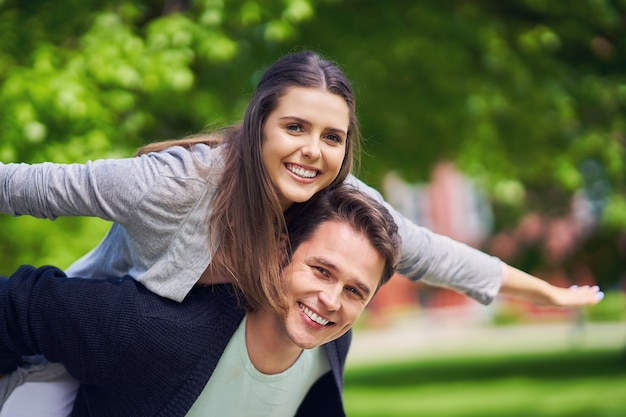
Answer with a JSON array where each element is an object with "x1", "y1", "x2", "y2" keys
[{"x1": 301, "y1": 137, "x2": 321, "y2": 160}]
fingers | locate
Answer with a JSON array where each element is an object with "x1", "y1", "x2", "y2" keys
[{"x1": 567, "y1": 285, "x2": 605, "y2": 304}]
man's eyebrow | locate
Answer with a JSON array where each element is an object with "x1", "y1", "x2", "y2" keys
[
  {"x1": 353, "y1": 280, "x2": 372, "y2": 298},
  {"x1": 311, "y1": 256, "x2": 372, "y2": 297}
]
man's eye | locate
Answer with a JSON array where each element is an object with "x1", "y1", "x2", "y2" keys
[
  {"x1": 314, "y1": 266, "x2": 329, "y2": 277},
  {"x1": 346, "y1": 287, "x2": 362, "y2": 298}
]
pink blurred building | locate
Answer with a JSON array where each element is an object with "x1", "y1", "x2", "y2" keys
[
  {"x1": 368, "y1": 161, "x2": 493, "y2": 325},
  {"x1": 367, "y1": 161, "x2": 598, "y2": 327}
]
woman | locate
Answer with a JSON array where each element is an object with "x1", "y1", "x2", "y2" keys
[{"x1": 0, "y1": 50, "x2": 602, "y2": 416}]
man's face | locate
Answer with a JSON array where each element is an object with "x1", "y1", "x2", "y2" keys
[{"x1": 277, "y1": 220, "x2": 384, "y2": 350}]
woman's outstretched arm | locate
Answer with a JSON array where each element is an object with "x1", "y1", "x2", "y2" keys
[
  {"x1": 499, "y1": 264, "x2": 604, "y2": 307},
  {"x1": 347, "y1": 175, "x2": 603, "y2": 308}
]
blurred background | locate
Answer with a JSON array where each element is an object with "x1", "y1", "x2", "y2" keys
[{"x1": 1, "y1": 0, "x2": 625, "y2": 415}]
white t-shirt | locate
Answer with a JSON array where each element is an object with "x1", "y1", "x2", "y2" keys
[{"x1": 186, "y1": 315, "x2": 331, "y2": 417}]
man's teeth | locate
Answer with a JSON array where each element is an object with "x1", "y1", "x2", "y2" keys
[
  {"x1": 287, "y1": 164, "x2": 317, "y2": 179},
  {"x1": 299, "y1": 303, "x2": 329, "y2": 326}
]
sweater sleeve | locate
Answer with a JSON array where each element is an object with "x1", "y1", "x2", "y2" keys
[
  {"x1": 345, "y1": 175, "x2": 503, "y2": 305},
  {"x1": 0, "y1": 146, "x2": 209, "y2": 224},
  {"x1": 0, "y1": 266, "x2": 138, "y2": 384},
  {"x1": 0, "y1": 159, "x2": 142, "y2": 222}
]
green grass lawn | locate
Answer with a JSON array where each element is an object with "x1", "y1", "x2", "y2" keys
[{"x1": 343, "y1": 348, "x2": 626, "y2": 417}]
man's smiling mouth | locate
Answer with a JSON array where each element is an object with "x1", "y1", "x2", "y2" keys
[{"x1": 298, "y1": 302, "x2": 330, "y2": 326}]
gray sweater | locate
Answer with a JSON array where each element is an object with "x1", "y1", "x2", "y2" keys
[{"x1": 0, "y1": 144, "x2": 502, "y2": 304}]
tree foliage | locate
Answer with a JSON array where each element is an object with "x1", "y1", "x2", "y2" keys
[
  {"x1": 298, "y1": 1, "x2": 625, "y2": 216},
  {"x1": 1, "y1": 0, "x2": 625, "y2": 285}
]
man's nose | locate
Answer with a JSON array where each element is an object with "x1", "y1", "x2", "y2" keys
[{"x1": 319, "y1": 286, "x2": 341, "y2": 312}]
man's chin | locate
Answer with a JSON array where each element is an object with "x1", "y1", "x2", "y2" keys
[{"x1": 289, "y1": 332, "x2": 328, "y2": 350}]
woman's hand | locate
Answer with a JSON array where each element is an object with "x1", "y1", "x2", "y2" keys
[{"x1": 499, "y1": 264, "x2": 604, "y2": 307}]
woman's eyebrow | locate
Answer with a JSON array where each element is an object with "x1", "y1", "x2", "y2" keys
[
  {"x1": 326, "y1": 126, "x2": 348, "y2": 138},
  {"x1": 279, "y1": 116, "x2": 347, "y2": 137},
  {"x1": 279, "y1": 116, "x2": 310, "y2": 125}
]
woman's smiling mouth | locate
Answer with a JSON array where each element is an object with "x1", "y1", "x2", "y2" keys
[{"x1": 286, "y1": 163, "x2": 319, "y2": 179}]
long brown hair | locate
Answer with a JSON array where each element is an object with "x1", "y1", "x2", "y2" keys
[{"x1": 136, "y1": 51, "x2": 360, "y2": 314}]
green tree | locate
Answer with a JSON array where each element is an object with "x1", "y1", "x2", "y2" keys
[
  {"x1": 289, "y1": 0, "x2": 626, "y2": 287},
  {"x1": 1, "y1": 0, "x2": 625, "y2": 288},
  {"x1": 0, "y1": 0, "x2": 317, "y2": 271}
]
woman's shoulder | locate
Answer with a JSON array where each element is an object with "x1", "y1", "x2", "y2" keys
[{"x1": 145, "y1": 143, "x2": 226, "y2": 179}]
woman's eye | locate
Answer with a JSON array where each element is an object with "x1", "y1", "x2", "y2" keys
[
  {"x1": 286, "y1": 124, "x2": 302, "y2": 133},
  {"x1": 324, "y1": 134, "x2": 343, "y2": 144}
]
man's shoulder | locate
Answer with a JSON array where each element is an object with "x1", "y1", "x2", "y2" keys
[{"x1": 136, "y1": 283, "x2": 245, "y2": 324}]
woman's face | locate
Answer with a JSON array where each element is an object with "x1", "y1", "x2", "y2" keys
[{"x1": 262, "y1": 87, "x2": 349, "y2": 210}]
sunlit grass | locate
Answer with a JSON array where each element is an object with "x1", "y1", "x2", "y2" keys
[{"x1": 344, "y1": 349, "x2": 626, "y2": 417}]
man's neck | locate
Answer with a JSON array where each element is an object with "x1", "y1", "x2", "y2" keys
[{"x1": 245, "y1": 309, "x2": 303, "y2": 375}]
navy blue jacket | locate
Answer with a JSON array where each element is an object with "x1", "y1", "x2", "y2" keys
[{"x1": 0, "y1": 266, "x2": 350, "y2": 416}]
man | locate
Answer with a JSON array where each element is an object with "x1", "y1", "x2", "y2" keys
[{"x1": 0, "y1": 184, "x2": 400, "y2": 417}]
